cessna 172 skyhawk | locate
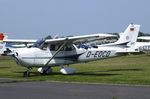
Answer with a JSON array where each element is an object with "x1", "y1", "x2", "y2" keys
[
  {"x1": 3, "y1": 24, "x2": 140, "y2": 77},
  {"x1": 2, "y1": 33, "x2": 116, "y2": 76}
]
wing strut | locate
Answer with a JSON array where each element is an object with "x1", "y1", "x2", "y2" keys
[{"x1": 44, "y1": 39, "x2": 68, "y2": 66}]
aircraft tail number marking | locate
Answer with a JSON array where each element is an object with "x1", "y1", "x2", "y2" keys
[{"x1": 86, "y1": 51, "x2": 111, "y2": 58}]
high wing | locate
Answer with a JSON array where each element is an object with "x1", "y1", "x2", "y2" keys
[
  {"x1": 3, "y1": 33, "x2": 116, "y2": 44},
  {"x1": 0, "y1": 33, "x2": 36, "y2": 44},
  {"x1": 3, "y1": 39, "x2": 37, "y2": 44},
  {"x1": 45, "y1": 33, "x2": 116, "y2": 44},
  {"x1": 42, "y1": 33, "x2": 116, "y2": 67}
]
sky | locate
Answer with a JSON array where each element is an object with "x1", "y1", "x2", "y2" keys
[{"x1": 0, "y1": 0, "x2": 150, "y2": 39}]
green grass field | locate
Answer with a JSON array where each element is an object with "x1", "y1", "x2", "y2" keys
[{"x1": 0, "y1": 54, "x2": 150, "y2": 85}]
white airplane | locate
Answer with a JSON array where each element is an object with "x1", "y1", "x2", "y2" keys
[
  {"x1": 3, "y1": 24, "x2": 140, "y2": 77},
  {"x1": 135, "y1": 36, "x2": 150, "y2": 53},
  {"x1": 138, "y1": 36, "x2": 150, "y2": 41}
]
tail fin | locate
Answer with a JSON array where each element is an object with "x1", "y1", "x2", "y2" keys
[
  {"x1": 98, "y1": 24, "x2": 140, "y2": 52},
  {"x1": 0, "y1": 33, "x2": 8, "y2": 42},
  {"x1": 115, "y1": 24, "x2": 140, "y2": 52},
  {"x1": 115, "y1": 24, "x2": 140, "y2": 45},
  {"x1": 100, "y1": 24, "x2": 140, "y2": 47},
  {"x1": 0, "y1": 33, "x2": 5, "y2": 42}
]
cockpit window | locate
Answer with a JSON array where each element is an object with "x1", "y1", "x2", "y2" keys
[{"x1": 78, "y1": 44, "x2": 91, "y2": 49}]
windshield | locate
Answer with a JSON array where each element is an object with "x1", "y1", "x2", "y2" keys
[{"x1": 33, "y1": 38, "x2": 45, "y2": 48}]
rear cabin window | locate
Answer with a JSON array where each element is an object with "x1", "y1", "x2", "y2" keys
[{"x1": 50, "y1": 44, "x2": 56, "y2": 51}]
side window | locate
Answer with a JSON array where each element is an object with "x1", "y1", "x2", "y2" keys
[
  {"x1": 50, "y1": 44, "x2": 56, "y2": 51},
  {"x1": 65, "y1": 45, "x2": 75, "y2": 51}
]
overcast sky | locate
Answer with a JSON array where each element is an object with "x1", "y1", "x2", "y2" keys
[{"x1": 0, "y1": 0, "x2": 150, "y2": 39}]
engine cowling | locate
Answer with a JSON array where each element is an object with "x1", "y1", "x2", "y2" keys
[{"x1": 60, "y1": 67, "x2": 76, "y2": 74}]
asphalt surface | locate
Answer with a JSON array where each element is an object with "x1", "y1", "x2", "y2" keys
[{"x1": 0, "y1": 81, "x2": 150, "y2": 99}]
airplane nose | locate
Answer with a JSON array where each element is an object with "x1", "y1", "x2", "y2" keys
[
  {"x1": 14, "y1": 52, "x2": 18, "y2": 56},
  {"x1": 12, "y1": 52, "x2": 18, "y2": 58}
]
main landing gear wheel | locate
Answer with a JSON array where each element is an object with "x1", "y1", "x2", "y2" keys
[
  {"x1": 23, "y1": 67, "x2": 32, "y2": 77},
  {"x1": 60, "y1": 67, "x2": 76, "y2": 75},
  {"x1": 38, "y1": 67, "x2": 53, "y2": 75}
]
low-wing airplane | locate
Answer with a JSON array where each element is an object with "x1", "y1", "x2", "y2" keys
[{"x1": 3, "y1": 24, "x2": 140, "y2": 77}]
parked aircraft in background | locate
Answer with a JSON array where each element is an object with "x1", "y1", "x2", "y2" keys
[
  {"x1": 135, "y1": 36, "x2": 150, "y2": 53},
  {"x1": 138, "y1": 36, "x2": 150, "y2": 41}
]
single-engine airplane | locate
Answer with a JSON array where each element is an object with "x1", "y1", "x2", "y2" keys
[
  {"x1": 2, "y1": 33, "x2": 116, "y2": 76},
  {"x1": 3, "y1": 24, "x2": 140, "y2": 77}
]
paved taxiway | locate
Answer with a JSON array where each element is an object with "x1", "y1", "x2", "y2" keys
[{"x1": 0, "y1": 81, "x2": 150, "y2": 99}]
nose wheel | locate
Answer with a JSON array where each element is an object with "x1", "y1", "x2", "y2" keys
[{"x1": 23, "y1": 67, "x2": 32, "y2": 77}]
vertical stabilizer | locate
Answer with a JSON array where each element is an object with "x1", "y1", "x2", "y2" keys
[{"x1": 115, "y1": 24, "x2": 140, "y2": 45}]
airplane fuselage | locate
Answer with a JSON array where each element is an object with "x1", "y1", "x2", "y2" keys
[{"x1": 13, "y1": 46, "x2": 121, "y2": 68}]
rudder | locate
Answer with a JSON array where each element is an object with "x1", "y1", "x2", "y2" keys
[{"x1": 115, "y1": 24, "x2": 140, "y2": 45}]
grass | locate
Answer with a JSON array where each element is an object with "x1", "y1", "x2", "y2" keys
[{"x1": 0, "y1": 54, "x2": 150, "y2": 85}]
